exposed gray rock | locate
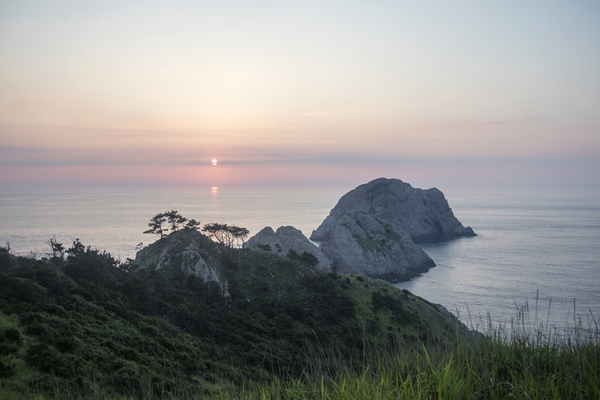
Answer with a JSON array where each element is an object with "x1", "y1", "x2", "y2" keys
[
  {"x1": 306, "y1": 178, "x2": 475, "y2": 282},
  {"x1": 135, "y1": 229, "x2": 229, "y2": 296},
  {"x1": 320, "y1": 209, "x2": 435, "y2": 281},
  {"x1": 310, "y1": 178, "x2": 475, "y2": 244},
  {"x1": 244, "y1": 226, "x2": 332, "y2": 271}
]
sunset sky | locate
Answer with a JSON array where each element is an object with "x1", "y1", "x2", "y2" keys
[{"x1": 1, "y1": 1, "x2": 599, "y2": 189}]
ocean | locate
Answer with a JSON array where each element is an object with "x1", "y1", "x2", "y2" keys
[
  {"x1": 396, "y1": 188, "x2": 600, "y2": 334},
  {"x1": 1, "y1": 185, "x2": 599, "y2": 333}
]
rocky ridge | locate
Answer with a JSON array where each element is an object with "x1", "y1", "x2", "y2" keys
[
  {"x1": 243, "y1": 226, "x2": 331, "y2": 270},
  {"x1": 135, "y1": 228, "x2": 229, "y2": 296}
]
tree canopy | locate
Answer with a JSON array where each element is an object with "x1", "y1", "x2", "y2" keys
[
  {"x1": 144, "y1": 211, "x2": 198, "y2": 237},
  {"x1": 202, "y1": 223, "x2": 249, "y2": 248}
]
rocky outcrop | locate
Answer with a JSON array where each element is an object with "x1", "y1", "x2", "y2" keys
[
  {"x1": 306, "y1": 178, "x2": 475, "y2": 282},
  {"x1": 320, "y1": 209, "x2": 435, "y2": 281},
  {"x1": 244, "y1": 226, "x2": 331, "y2": 271},
  {"x1": 311, "y1": 178, "x2": 475, "y2": 244},
  {"x1": 135, "y1": 229, "x2": 229, "y2": 296}
]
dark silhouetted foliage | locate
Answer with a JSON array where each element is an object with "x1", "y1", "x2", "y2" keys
[{"x1": 0, "y1": 235, "x2": 466, "y2": 397}]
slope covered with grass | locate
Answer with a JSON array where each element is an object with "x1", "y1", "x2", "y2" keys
[{"x1": 0, "y1": 230, "x2": 471, "y2": 398}]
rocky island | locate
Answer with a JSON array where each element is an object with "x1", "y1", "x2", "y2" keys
[
  {"x1": 246, "y1": 177, "x2": 475, "y2": 282},
  {"x1": 311, "y1": 177, "x2": 475, "y2": 243}
]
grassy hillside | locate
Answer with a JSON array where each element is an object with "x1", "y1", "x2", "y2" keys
[{"x1": 0, "y1": 231, "x2": 472, "y2": 398}]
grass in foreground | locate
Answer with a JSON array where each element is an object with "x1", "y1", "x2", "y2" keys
[
  {"x1": 2, "y1": 320, "x2": 598, "y2": 399},
  {"x1": 230, "y1": 329, "x2": 599, "y2": 400},
  {"x1": 1, "y1": 239, "x2": 598, "y2": 399}
]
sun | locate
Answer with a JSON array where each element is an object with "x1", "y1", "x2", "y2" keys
[{"x1": 212, "y1": 159, "x2": 217, "y2": 166}]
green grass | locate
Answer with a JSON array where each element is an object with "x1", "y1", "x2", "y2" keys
[
  {"x1": 2, "y1": 304, "x2": 597, "y2": 399},
  {"x1": 216, "y1": 307, "x2": 600, "y2": 400},
  {"x1": 0, "y1": 238, "x2": 598, "y2": 399}
]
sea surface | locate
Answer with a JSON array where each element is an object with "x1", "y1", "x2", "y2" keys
[{"x1": 1, "y1": 185, "x2": 599, "y2": 333}]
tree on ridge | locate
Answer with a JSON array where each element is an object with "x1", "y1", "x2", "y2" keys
[
  {"x1": 144, "y1": 212, "x2": 169, "y2": 238},
  {"x1": 166, "y1": 210, "x2": 187, "y2": 232},
  {"x1": 144, "y1": 211, "x2": 203, "y2": 238},
  {"x1": 186, "y1": 219, "x2": 201, "y2": 230},
  {"x1": 202, "y1": 223, "x2": 249, "y2": 248}
]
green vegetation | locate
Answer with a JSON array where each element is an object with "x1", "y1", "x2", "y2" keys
[
  {"x1": 143, "y1": 210, "x2": 191, "y2": 238},
  {"x1": 232, "y1": 336, "x2": 600, "y2": 399},
  {"x1": 352, "y1": 233, "x2": 379, "y2": 252},
  {"x1": 0, "y1": 229, "x2": 598, "y2": 399},
  {"x1": 201, "y1": 222, "x2": 249, "y2": 248},
  {"x1": 352, "y1": 218, "x2": 405, "y2": 254}
]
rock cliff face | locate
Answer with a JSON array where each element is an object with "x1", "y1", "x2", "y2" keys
[
  {"x1": 319, "y1": 209, "x2": 435, "y2": 281},
  {"x1": 306, "y1": 178, "x2": 475, "y2": 282},
  {"x1": 135, "y1": 229, "x2": 229, "y2": 296},
  {"x1": 244, "y1": 226, "x2": 331, "y2": 271},
  {"x1": 311, "y1": 178, "x2": 475, "y2": 244}
]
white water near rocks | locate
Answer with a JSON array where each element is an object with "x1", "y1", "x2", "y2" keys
[{"x1": 1, "y1": 186, "x2": 598, "y2": 332}]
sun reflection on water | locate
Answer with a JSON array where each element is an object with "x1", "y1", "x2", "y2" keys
[{"x1": 208, "y1": 186, "x2": 221, "y2": 222}]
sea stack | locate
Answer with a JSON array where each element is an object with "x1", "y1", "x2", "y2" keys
[
  {"x1": 310, "y1": 178, "x2": 475, "y2": 281},
  {"x1": 311, "y1": 178, "x2": 475, "y2": 243}
]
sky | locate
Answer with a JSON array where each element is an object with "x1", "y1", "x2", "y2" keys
[{"x1": 1, "y1": 0, "x2": 599, "y2": 190}]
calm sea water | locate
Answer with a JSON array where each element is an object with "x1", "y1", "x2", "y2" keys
[
  {"x1": 397, "y1": 188, "x2": 600, "y2": 333},
  {"x1": 0, "y1": 186, "x2": 347, "y2": 259},
  {"x1": 1, "y1": 185, "x2": 598, "y2": 332}
]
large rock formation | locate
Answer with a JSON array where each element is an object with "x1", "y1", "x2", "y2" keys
[
  {"x1": 319, "y1": 209, "x2": 435, "y2": 281},
  {"x1": 244, "y1": 226, "x2": 332, "y2": 271},
  {"x1": 311, "y1": 178, "x2": 475, "y2": 244},
  {"x1": 308, "y1": 178, "x2": 475, "y2": 282},
  {"x1": 135, "y1": 228, "x2": 229, "y2": 296}
]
